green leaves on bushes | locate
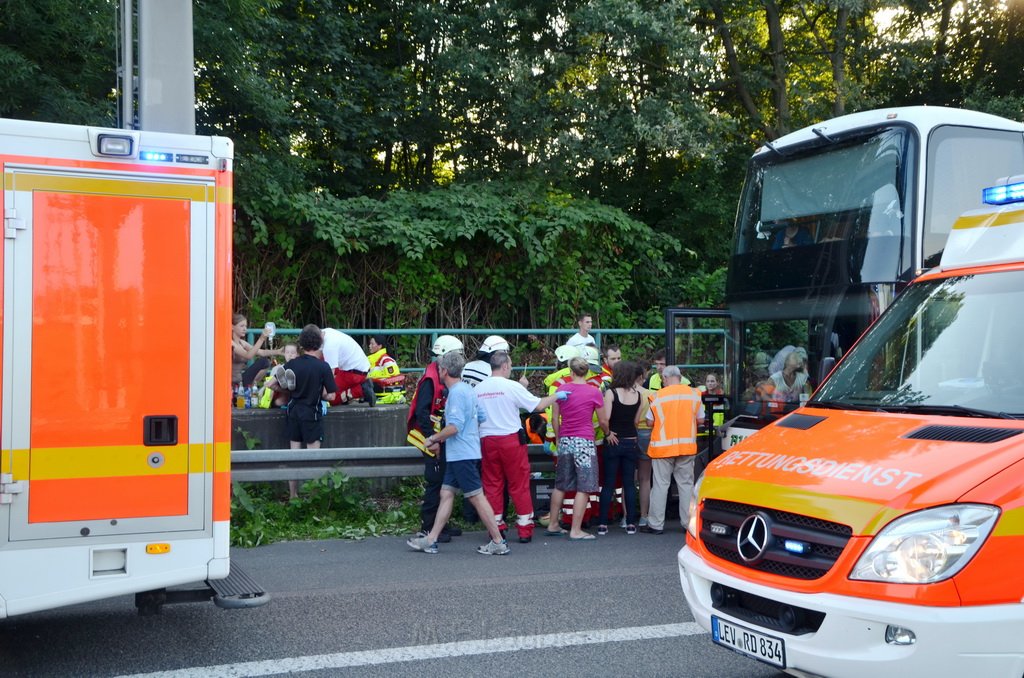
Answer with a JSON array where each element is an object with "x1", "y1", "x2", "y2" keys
[{"x1": 236, "y1": 179, "x2": 682, "y2": 332}]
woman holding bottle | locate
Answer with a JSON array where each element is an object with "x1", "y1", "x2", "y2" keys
[{"x1": 231, "y1": 313, "x2": 282, "y2": 388}]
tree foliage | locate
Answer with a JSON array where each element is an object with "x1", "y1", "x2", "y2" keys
[
  {"x1": 5, "y1": 0, "x2": 1023, "y2": 338},
  {"x1": 236, "y1": 179, "x2": 681, "y2": 331}
]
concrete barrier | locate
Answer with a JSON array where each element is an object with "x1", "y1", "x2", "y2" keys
[{"x1": 230, "y1": 403, "x2": 407, "y2": 451}]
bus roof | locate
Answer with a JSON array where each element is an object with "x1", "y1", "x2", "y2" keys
[{"x1": 757, "y1": 106, "x2": 1024, "y2": 156}]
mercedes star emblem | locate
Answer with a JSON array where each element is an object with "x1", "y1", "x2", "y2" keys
[{"x1": 737, "y1": 512, "x2": 771, "y2": 563}]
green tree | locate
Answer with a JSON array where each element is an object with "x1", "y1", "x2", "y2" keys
[{"x1": 0, "y1": 0, "x2": 118, "y2": 124}]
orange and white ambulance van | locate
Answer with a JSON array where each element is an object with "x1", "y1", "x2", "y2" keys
[
  {"x1": 0, "y1": 118, "x2": 261, "y2": 617},
  {"x1": 679, "y1": 177, "x2": 1024, "y2": 676}
]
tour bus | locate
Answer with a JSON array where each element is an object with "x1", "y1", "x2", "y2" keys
[
  {"x1": 666, "y1": 106, "x2": 1024, "y2": 451},
  {"x1": 0, "y1": 118, "x2": 265, "y2": 617},
  {"x1": 678, "y1": 177, "x2": 1024, "y2": 676}
]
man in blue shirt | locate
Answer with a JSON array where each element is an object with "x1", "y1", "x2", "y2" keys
[{"x1": 407, "y1": 352, "x2": 510, "y2": 555}]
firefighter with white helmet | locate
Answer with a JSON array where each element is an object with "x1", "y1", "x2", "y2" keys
[
  {"x1": 408, "y1": 334, "x2": 465, "y2": 542},
  {"x1": 480, "y1": 334, "x2": 510, "y2": 353},
  {"x1": 463, "y1": 335, "x2": 511, "y2": 387},
  {"x1": 431, "y1": 334, "x2": 464, "y2": 357},
  {"x1": 581, "y1": 345, "x2": 603, "y2": 380}
]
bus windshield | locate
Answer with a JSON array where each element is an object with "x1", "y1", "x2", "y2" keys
[
  {"x1": 731, "y1": 127, "x2": 913, "y2": 294},
  {"x1": 813, "y1": 269, "x2": 1024, "y2": 417}
]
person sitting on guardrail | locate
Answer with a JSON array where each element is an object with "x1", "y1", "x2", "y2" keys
[
  {"x1": 232, "y1": 313, "x2": 283, "y2": 388},
  {"x1": 321, "y1": 327, "x2": 375, "y2": 407},
  {"x1": 476, "y1": 350, "x2": 568, "y2": 544},
  {"x1": 281, "y1": 325, "x2": 337, "y2": 500},
  {"x1": 260, "y1": 343, "x2": 299, "y2": 408},
  {"x1": 407, "y1": 351, "x2": 509, "y2": 556},
  {"x1": 366, "y1": 334, "x2": 406, "y2": 404},
  {"x1": 407, "y1": 335, "x2": 465, "y2": 543}
]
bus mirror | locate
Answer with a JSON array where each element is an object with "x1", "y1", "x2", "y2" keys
[{"x1": 819, "y1": 357, "x2": 836, "y2": 384}]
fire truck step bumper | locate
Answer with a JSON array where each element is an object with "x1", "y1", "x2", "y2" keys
[{"x1": 207, "y1": 563, "x2": 271, "y2": 609}]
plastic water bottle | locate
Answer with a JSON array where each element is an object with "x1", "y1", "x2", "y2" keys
[
  {"x1": 250, "y1": 385, "x2": 260, "y2": 409},
  {"x1": 244, "y1": 386, "x2": 252, "y2": 409}
]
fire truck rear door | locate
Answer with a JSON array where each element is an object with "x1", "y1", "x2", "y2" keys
[{"x1": 4, "y1": 166, "x2": 213, "y2": 540}]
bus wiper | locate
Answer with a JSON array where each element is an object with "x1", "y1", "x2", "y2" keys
[
  {"x1": 763, "y1": 140, "x2": 791, "y2": 158},
  {"x1": 876, "y1": 404, "x2": 1023, "y2": 420},
  {"x1": 812, "y1": 127, "x2": 836, "y2": 143}
]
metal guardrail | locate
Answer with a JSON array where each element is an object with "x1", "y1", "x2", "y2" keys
[
  {"x1": 245, "y1": 325, "x2": 727, "y2": 375},
  {"x1": 231, "y1": 444, "x2": 555, "y2": 482}
]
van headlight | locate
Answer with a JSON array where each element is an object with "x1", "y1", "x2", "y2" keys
[
  {"x1": 851, "y1": 504, "x2": 1000, "y2": 584},
  {"x1": 686, "y1": 476, "x2": 703, "y2": 539}
]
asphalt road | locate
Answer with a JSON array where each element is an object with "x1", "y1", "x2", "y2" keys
[{"x1": 1, "y1": 521, "x2": 785, "y2": 677}]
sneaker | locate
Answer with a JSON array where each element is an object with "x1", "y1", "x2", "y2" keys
[
  {"x1": 638, "y1": 517, "x2": 649, "y2": 528},
  {"x1": 626, "y1": 524, "x2": 637, "y2": 535},
  {"x1": 596, "y1": 525, "x2": 609, "y2": 536},
  {"x1": 271, "y1": 365, "x2": 287, "y2": 387},
  {"x1": 639, "y1": 525, "x2": 664, "y2": 535},
  {"x1": 619, "y1": 517, "x2": 627, "y2": 529},
  {"x1": 417, "y1": 529, "x2": 451, "y2": 544},
  {"x1": 283, "y1": 368, "x2": 296, "y2": 391},
  {"x1": 476, "y1": 539, "x2": 510, "y2": 556},
  {"x1": 407, "y1": 536, "x2": 438, "y2": 554},
  {"x1": 445, "y1": 526, "x2": 463, "y2": 537}
]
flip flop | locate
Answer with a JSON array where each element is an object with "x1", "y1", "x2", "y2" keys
[
  {"x1": 569, "y1": 533, "x2": 596, "y2": 541},
  {"x1": 544, "y1": 529, "x2": 567, "y2": 536}
]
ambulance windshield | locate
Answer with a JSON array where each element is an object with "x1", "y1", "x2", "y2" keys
[{"x1": 813, "y1": 269, "x2": 1024, "y2": 417}]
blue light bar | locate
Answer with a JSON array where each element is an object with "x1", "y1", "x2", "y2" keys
[
  {"x1": 140, "y1": 150, "x2": 173, "y2": 162},
  {"x1": 982, "y1": 181, "x2": 1024, "y2": 205},
  {"x1": 783, "y1": 539, "x2": 811, "y2": 555}
]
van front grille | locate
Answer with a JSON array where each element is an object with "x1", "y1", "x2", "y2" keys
[{"x1": 699, "y1": 499, "x2": 852, "y2": 580}]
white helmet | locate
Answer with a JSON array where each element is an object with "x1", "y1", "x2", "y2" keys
[
  {"x1": 479, "y1": 334, "x2": 510, "y2": 354},
  {"x1": 554, "y1": 345, "x2": 576, "y2": 363},
  {"x1": 431, "y1": 334, "x2": 464, "y2": 357},
  {"x1": 581, "y1": 345, "x2": 602, "y2": 373}
]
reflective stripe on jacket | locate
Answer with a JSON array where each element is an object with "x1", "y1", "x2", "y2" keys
[
  {"x1": 648, "y1": 384, "x2": 701, "y2": 458},
  {"x1": 367, "y1": 348, "x2": 404, "y2": 387}
]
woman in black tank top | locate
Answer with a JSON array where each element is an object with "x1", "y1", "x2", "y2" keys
[{"x1": 597, "y1": 360, "x2": 644, "y2": 534}]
